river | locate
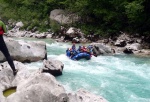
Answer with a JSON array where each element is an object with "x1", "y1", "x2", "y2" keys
[{"x1": 20, "y1": 38, "x2": 150, "y2": 102}]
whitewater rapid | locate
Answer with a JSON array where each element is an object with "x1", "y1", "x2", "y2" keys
[{"x1": 25, "y1": 39, "x2": 150, "y2": 102}]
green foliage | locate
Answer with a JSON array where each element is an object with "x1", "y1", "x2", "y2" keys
[
  {"x1": 0, "y1": 0, "x2": 150, "y2": 36},
  {"x1": 0, "y1": 0, "x2": 52, "y2": 32},
  {"x1": 50, "y1": 20, "x2": 60, "y2": 33},
  {"x1": 125, "y1": 1, "x2": 143, "y2": 19}
]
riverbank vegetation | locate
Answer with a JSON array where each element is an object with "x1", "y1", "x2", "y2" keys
[{"x1": 0, "y1": 0, "x2": 150, "y2": 38}]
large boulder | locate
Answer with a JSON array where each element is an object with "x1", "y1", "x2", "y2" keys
[
  {"x1": 66, "y1": 27, "x2": 83, "y2": 38},
  {"x1": 0, "y1": 61, "x2": 108, "y2": 102},
  {"x1": 0, "y1": 61, "x2": 67, "y2": 102},
  {"x1": 0, "y1": 37, "x2": 47, "y2": 62},
  {"x1": 91, "y1": 43, "x2": 112, "y2": 56},
  {"x1": 125, "y1": 43, "x2": 142, "y2": 51},
  {"x1": 42, "y1": 58, "x2": 64, "y2": 76},
  {"x1": 0, "y1": 61, "x2": 30, "y2": 102},
  {"x1": 15, "y1": 21, "x2": 24, "y2": 29},
  {"x1": 114, "y1": 33, "x2": 132, "y2": 47},
  {"x1": 56, "y1": 26, "x2": 86, "y2": 43},
  {"x1": 123, "y1": 43, "x2": 142, "y2": 54},
  {"x1": 0, "y1": 61, "x2": 30, "y2": 88},
  {"x1": 50, "y1": 9, "x2": 80, "y2": 25},
  {"x1": 7, "y1": 73, "x2": 66, "y2": 102}
]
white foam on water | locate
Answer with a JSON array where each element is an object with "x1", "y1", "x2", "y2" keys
[
  {"x1": 47, "y1": 42, "x2": 70, "y2": 49},
  {"x1": 24, "y1": 41, "x2": 150, "y2": 102},
  {"x1": 129, "y1": 94, "x2": 150, "y2": 102}
]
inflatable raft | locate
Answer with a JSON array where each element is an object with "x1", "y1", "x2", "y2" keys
[{"x1": 66, "y1": 50, "x2": 91, "y2": 60}]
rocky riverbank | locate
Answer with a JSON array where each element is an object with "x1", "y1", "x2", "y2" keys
[
  {"x1": 5, "y1": 21, "x2": 150, "y2": 57},
  {"x1": 0, "y1": 20, "x2": 149, "y2": 102},
  {"x1": 0, "y1": 61, "x2": 108, "y2": 102}
]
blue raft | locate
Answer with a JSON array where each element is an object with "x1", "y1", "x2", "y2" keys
[{"x1": 66, "y1": 50, "x2": 91, "y2": 60}]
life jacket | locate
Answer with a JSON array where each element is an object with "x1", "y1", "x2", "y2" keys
[
  {"x1": 81, "y1": 46, "x2": 87, "y2": 52},
  {"x1": 0, "y1": 27, "x2": 4, "y2": 35}
]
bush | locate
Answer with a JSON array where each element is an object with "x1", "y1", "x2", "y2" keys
[{"x1": 50, "y1": 20, "x2": 61, "y2": 34}]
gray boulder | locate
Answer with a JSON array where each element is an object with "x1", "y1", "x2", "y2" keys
[
  {"x1": 114, "y1": 33, "x2": 132, "y2": 47},
  {"x1": 0, "y1": 37, "x2": 47, "y2": 62},
  {"x1": 125, "y1": 43, "x2": 142, "y2": 51},
  {"x1": 0, "y1": 61, "x2": 108, "y2": 102},
  {"x1": 0, "y1": 61, "x2": 30, "y2": 102},
  {"x1": 0, "y1": 61, "x2": 30, "y2": 88},
  {"x1": 7, "y1": 73, "x2": 66, "y2": 102},
  {"x1": 66, "y1": 27, "x2": 84, "y2": 38},
  {"x1": 42, "y1": 58, "x2": 64, "y2": 76},
  {"x1": 15, "y1": 21, "x2": 24, "y2": 29},
  {"x1": 123, "y1": 43, "x2": 142, "y2": 54},
  {"x1": 0, "y1": 61, "x2": 67, "y2": 102},
  {"x1": 91, "y1": 43, "x2": 112, "y2": 56},
  {"x1": 50, "y1": 9, "x2": 80, "y2": 24}
]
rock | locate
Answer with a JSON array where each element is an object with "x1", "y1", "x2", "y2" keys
[
  {"x1": 7, "y1": 28, "x2": 53, "y2": 39},
  {"x1": 68, "y1": 89, "x2": 108, "y2": 102},
  {"x1": 0, "y1": 37, "x2": 47, "y2": 62},
  {"x1": 0, "y1": 91, "x2": 5, "y2": 102},
  {"x1": 0, "y1": 61, "x2": 108, "y2": 102},
  {"x1": 0, "y1": 61, "x2": 30, "y2": 88},
  {"x1": 72, "y1": 37, "x2": 80, "y2": 43},
  {"x1": 35, "y1": 33, "x2": 47, "y2": 39},
  {"x1": 79, "y1": 38, "x2": 90, "y2": 43},
  {"x1": 64, "y1": 27, "x2": 85, "y2": 42},
  {"x1": 66, "y1": 27, "x2": 74, "y2": 34},
  {"x1": 123, "y1": 43, "x2": 142, "y2": 54},
  {"x1": 123, "y1": 48, "x2": 133, "y2": 54},
  {"x1": 15, "y1": 21, "x2": 24, "y2": 28},
  {"x1": 66, "y1": 27, "x2": 83, "y2": 38},
  {"x1": 91, "y1": 43, "x2": 112, "y2": 56},
  {"x1": 125, "y1": 43, "x2": 142, "y2": 51},
  {"x1": 114, "y1": 40, "x2": 127, "y2": 47},
  {"x1": 50, "y1": 9, "x2": 80, "y2": 24},
  {"x1": 134, "y1": 49, "x2": 150, "y2": 57},
  {"x1": 114, "y1": 33, "x2": 134, "y2": 47},
  {"x1": 7, "y1": 73, "x2": 66, "y2": 102},
  {"x1": 0, "y1": 61, "x2": 30, "y2": 102},
  {"x1": 7, "y1": 19, "x2": 16, "y2": 28},
  {"x1": 42, "y1": 58, "x2": 64, "y2": 76},
  {"x1": 0, "y1": 61, "x2": 66, "y2": 102},
  {"x1": 46, "y1": 34, "x2": 52, "y2": 38}
]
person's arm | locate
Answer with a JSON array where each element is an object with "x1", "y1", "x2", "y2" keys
[{"x1": 2, "y1": 21, "x2": 7, "y2": 33}]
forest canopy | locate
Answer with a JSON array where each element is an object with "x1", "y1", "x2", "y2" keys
[{"x1": 0, "y1": 0, "x2": 150, "y2": 36}]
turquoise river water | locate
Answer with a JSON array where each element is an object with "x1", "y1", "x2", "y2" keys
[{"x1": 22, "y1": 38, "x2": 150, "y2": 102}]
